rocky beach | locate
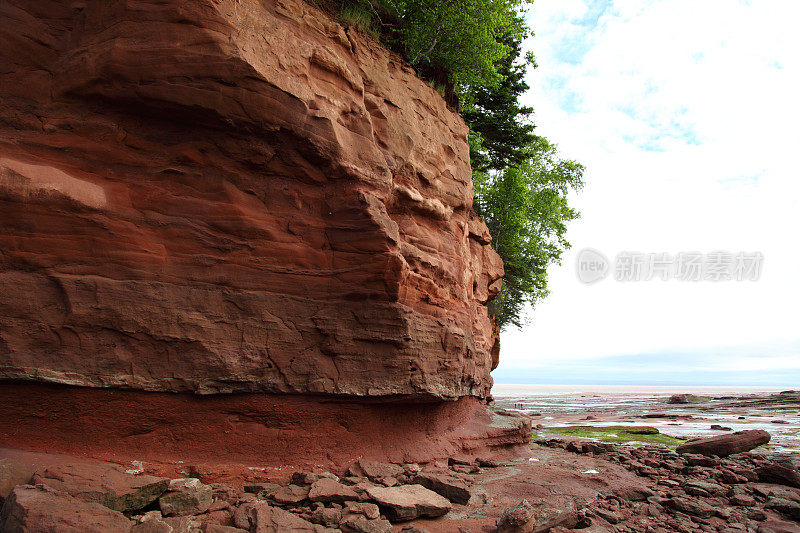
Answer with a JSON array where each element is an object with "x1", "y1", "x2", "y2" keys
[
  {"x1": 495, "y1": 386, "x2": 800, "y2": 453},
  {"x1": 0, "y1": 0, "x2": 797, "y2": 531},
  {"x1": 2, "y1": 389, "x2": 800, "y2": 532}
]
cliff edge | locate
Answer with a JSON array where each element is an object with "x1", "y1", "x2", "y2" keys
[{"x1": 0, "y1": 0, "x2": 528, "y2": 465}]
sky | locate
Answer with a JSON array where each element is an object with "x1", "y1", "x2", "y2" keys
[{"x1": 493, "y1": 0, "x2": 800, "y2": 386}]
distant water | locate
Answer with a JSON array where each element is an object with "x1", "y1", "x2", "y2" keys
[
  {"x1": 491, "y1": 384, "x2": 792, "y2": 414},
  {"x1": 493, "y1": 384, "x2": 791, "y2": 397},
  {"x1": 491, "y1": 383, "x2": 800, "y2": 451}
]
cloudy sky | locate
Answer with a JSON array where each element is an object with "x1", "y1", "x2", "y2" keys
[{"x1": 493, "y1": 0, "x2": 800, "y2": 386}]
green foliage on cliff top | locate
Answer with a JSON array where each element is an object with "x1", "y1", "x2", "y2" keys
[
  {"x1": 473, "y1": 140, "x2": 583, "y2": 328},
  {"x1": 464, "y1": 31, "x2": 583, "y2": 328},
  {"x1": 336, "y1": 0, "x2": 584, "y2": 329},
  {"x1": 337, "y1": 0, "x2": 524, "y2": 95}
]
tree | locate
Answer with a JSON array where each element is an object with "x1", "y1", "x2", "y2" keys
[
  {"x1": 462, "y1": 30, "x2": 536, "y2": 173},
  {"x1": 473, "y1": 138, "x2": 583, "y2": 329},
  {"x1": 339, "y1": 0, "x2": 525, "y2": 104},
  {"x1": 465, "y1": 32, "x2": 584, "y2": 328},
  {"x1": 392, "y1": 0, "x2": 523, "y2": 88}
]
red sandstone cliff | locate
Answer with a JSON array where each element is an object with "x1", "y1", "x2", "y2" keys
[{"x1": 0, "y1": 0, "x2": 504, "y2": 400}]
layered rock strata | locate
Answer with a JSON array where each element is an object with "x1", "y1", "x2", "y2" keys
[
  {"x1": 0, "y1": 0, "x2": 501, "y2": 399},
  {"x1": 0, "y1": 0, "x2": 524, "y2": 462}
]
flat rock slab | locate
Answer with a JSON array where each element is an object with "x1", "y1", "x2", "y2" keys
[
  {"x1": 0, "y1": 460, "x2": 33, "y2": 504},
  {"x1": 345, "y1": 502, "x2": 380, "y2": 520},
  {"x1": 366, "y1": 484, "x2": 451, "y2": 522},
  {"x1": 676, "y1": 430, "x2": 771, "y2": 457},
  {"x1": 413, "y1": 472, "x2": 471, "y2": 504},
  {"x1": 613, "y1": 486, "x2": 653, "y2": 502},
  {"x1": 270, "y1": 484, "x2": 309, "y2": 505},
  {"x1": 340, "y1": 514, "x2": 393, "y2": 533},
  {"x1": 308, "y1": 478, "x2": 359, "y2": 503},
  {"x1": 0, "y1": 484, "x2": 132, "y2": 532},
  {"x1": 250, "y1": 503, "x2": 318, "y2": 532},
  {"x1": 758, "y1": 464, "x2": 800, "y2": 489},
  {"x1": 666, "y1": 497, "x2": 717, "y2": 518},
  {"x1": 758, "y1": 520, "x2": 800, "y2": 533},
  {"x1": 131, "y1": 516, "x2": 201, "y2": 533},
  {"x1": 532, "y1": 508, "x2": 581, "y2": 533},
  {"x1": 32, "y1": 463, "x2": 169, "y2": 512},
  {"x1": 348, "y1": 460, "x2": 405, "y2": 482},
  {"x1": 291, "y1": 472, "x2": 339, "y2": 485}
]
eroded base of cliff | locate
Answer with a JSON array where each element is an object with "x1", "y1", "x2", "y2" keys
[{"x1": 0, "y1": 382, "x2": 530, "y2": 469}]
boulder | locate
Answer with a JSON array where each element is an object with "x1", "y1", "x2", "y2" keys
[
  {"x1": 729, "y1": 494, "x2": 756, "y2": 506},
  {"x1": 131, "y1": 516, "x2": 201, "y2": 533},
  {"x1": 131, "y1": 520, "x2": 173, "y2": 533},
  {"x1": 309, "y1": 506, "x2": 342, "y2": 528},
  {"x1": 531, "y1": 509, "x2": 580, "y2": 533},
  {"x1": 0, "y1": 484, "x2": 132, "y2": 532},
  {"x1": 340, "y1": 514, "x2": 393, "y2": 533},
  {"x1": 158, "y1": 478, "x2": 212, "y2": 516},
  {"x1": 685, "y1": 480, "x2": 726, "y2": 497},
  {"x1": 345, "y1": 502, "x2": 381, "y2": 520},
  {"x1": 211, "y1": 484, "x2": 240, "y2": 505},
  {"x1": 767, "y1": 498, "x2": 800, "y2": 520},
  {"x1": 291, "y1": 472, "x2": 339, "y2": 485},
  {"x1": 497, "y1": 500, "x2": 535, "y2": 533},
  {"x1": 31, "y1": 463, "x2": 169, "y2": 512},
  {"x1": 308, "y1": 478, "x2": 360, "y2": 504},
  {"x1": 248, "y1": 503, "x2": 319, "y2": 532},
  {"x1": 164, "y1": 516, "x2": 202, "y2": 532},
  {"x1": 413, "y1": 472, "x2": 471, "y2": 504},
  {"x1": 757, "y1": 463, "x2": 800, "y2": 488},
  {"x1": 270, "y1": 484, "x2": 310, "y2": 505},
  {"x1": 365, "y1": 484, "x2": 451, "y2": 522},
  {"x1": 613, "y1": 486, "x2": 653, "y2": 502},
  {"x1": 0, "y1": 460, "x2": 33, "y2": 505},
  {"x1": 594, "y1": 509, "x2": 620, "y2": 524},
  {"x1": 676, "y1": 430, "x2": 771, "y2": 457},
  {"x1": 348, "y1": 461, "x2": 405, "y2": 482},
  {"x1": 758, "y1": 521, "x2": 800, "y2": 533},
  {"x1": 665, "y1": 497, "x2": 716, "y2": 518},
  {"x1": 685, "y1": 455, "x2": 719, "y2": 467},
  {"x1": 350, "y1": 479, "x2": 379, "y2": 498},
  {"x1": 475, "y1": 457, "x2": 502, "y2": 468},
  {"x1": 233, "y1": 502, "x2": 256, "y2": 530},
  {"x1": 752, "y1": 484, "x2": 800, "y2": 502},
  {"x1": 668, "y1": 394, "x2": 709, "y2": 404}
]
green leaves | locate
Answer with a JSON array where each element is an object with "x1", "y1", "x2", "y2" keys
[
  {"x1": 462, "y1": 31, "x2": 535, "y2": 172},
  {"x1": 399, "y1": 0, "x2": 522, "y2": 87},
  {"x1": 344, "y1": 0, "x2": 525, "y2": 94},
  {"x1": 474, "y1": 140, "x2": 584, "y2": 329}
]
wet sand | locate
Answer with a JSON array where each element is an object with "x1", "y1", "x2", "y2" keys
[{"x1": 494, "y1": 385, "x2": 800, "y2": 451}]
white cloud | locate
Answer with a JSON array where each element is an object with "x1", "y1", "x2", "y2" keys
[{"x1": 498, "y1": 0, "x2": 800, "y2": 379}]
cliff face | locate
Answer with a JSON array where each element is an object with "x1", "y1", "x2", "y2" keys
[{"x1": 0, "y1": 0, "x2": 504, "y2": 399}]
